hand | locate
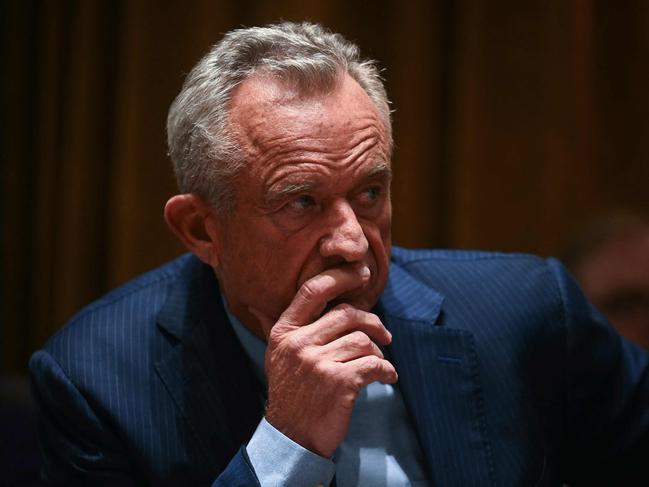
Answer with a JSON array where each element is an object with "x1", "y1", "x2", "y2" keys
[{"x1": 250, "y1": 263, "x2": 397, "y2": 458}]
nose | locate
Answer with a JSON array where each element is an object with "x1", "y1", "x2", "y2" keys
[{"x1": 319, "y1": 199, "x2": 369, "y2": 262}]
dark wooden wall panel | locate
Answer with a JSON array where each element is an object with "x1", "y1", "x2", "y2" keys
[{"x1": 3, "y1": 0, "x2": 649, "y2": 372}]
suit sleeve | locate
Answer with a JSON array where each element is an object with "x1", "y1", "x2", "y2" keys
[
  {"x1": 30, "y1": 350, "x2": 261, "y2": 487},
  {"x1": 212, "y1": 447, "x2": 261, "y2": 487},
  {"x1": 29, "y1": 350, "x2": 139, "y2": 486},
  {"x1": 549, "y1": 259, "x2": 649, "y2": 484}
]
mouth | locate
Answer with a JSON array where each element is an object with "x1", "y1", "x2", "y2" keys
[{"x1": 324, "y1": 285, "x2": 375, "y2": 313}]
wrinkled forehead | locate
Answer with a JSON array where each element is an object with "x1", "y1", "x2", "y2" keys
[{"x1": 228, "y1": 73, "x2": 389, "y2": 155}]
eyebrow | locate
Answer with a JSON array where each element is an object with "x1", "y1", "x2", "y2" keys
[
  {"x1": 263, "y1": 161, "x2": 392, "y2": 207},
  {"x1": 365, "y1": 162, "x2": 392, "y2": 182},
  {"x1": 266, "y1": 180, "x2": 318, "y2": 204}
]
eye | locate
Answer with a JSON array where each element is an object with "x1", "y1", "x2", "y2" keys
[
  {"x1": 357, "y1": 186, "x2": 382, "y2": 206},
  {"x1": 287, "y1": 194, "x2": 316, "y2": 211},
  {"x1": 366, "y1": 186, "x2": 381, "y2": 200}
]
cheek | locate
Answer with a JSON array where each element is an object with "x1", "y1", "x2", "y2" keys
[
  {"x1": 366, "y1": 204, "x2": 392, "y2": 252},
  {"x1": 250, "y1": 228, "x2": 321, "y2": 294},
  {"x1": 362, "y1": 210, "x2": 392, "y2": 290},
  {"x1": 362, "y1": 221, "x2": 391, "y2": 270},
  {"x1": 218, "y1": 222, "x2": 281, "y2": 291}
]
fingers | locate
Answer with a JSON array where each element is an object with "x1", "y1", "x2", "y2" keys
[
  {"x1": 306, "y1": 305, "x2": 392, "y2": 347},
  {"x1": 343, "y1": 355, "x2": 398, "y2": 387},
  {"x1": 278, "y1": 264, "x2": 371, "y2": 330},
  {"x1": 251, "y1": 264, "x2": 385, "y2": 354},
  {"x1": 319, "y1": 330, "x2": 385, "y2": 362}
]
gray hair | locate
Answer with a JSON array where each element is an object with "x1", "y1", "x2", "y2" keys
[{"x1": 166, "y1": 21, "x2": 392, "y2": 213}]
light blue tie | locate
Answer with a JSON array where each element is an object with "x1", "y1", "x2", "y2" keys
[{"x1": 334, "y1": 381, "x2": 430, "y2": 486}]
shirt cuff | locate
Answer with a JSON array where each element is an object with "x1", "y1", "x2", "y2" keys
[{"x1": 246, "y1": 417, "x2": 335, "y2": 487}]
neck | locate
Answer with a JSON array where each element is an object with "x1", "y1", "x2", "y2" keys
[{"x1": 226, "y1": 301, "x2": 267, "y2": 341}]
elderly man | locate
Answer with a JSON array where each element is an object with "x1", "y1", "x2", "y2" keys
[{"x1": 30, "y1": 22, "x2": 649, "y2": 486}]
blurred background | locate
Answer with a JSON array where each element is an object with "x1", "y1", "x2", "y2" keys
[
  {"x1": 4, "y1": 0, "x2": 649, "y2": 367},
  {"x1": 2, "y1": 0, "x2": 649, "y2": 466},
  {"x1": 4, "y1": 0, "x2": 649, "y2": 372}
]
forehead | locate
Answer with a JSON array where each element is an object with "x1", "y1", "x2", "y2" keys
[
  {"x1": 228, "y1": 73, "x2": 390, "y2": 180},
  {"x1": 229, "y1": 72, "x2": 381, "y2": 128}
]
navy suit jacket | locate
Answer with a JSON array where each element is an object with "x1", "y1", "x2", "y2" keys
[{"x1": 30, "y1": 247, "x2": 649, "y2": 486}]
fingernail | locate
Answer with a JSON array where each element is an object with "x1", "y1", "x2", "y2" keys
[{"x1": 359, "y1": 265, "x2": 371, "y2": 279}]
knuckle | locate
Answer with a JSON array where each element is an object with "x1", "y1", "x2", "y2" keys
[
  {"x1": 338, "y1": 306, "x2": 359, "y2": 322},
  {"x1": 364, "y1": 355, "x2": 383, "y2": 372},
  {"x1": 350, "y1": 376, "x2": 364, "y2": 392},
  {"x1": 312, "y1": 359, "x2": 330, "y2": 377},
  {"x1": 340, "y1": 393, "x2": 357, "y2": 410},
  {"x1": 298, "y1": 281, "x2": 318, "y2": 301},
  {"x1": 350, "y1": 330, "x2": 372, "y2": 349},
  {"x1": 340, "y1": 369, "x2": 364, "y2": 392},
  {"x1": 369, "y1": 312, "x2": 383, "y2": 326},
  {"x1": 330, "y1": 307, "x2": 347, "y2": 321},
  {"x1": 366, "y1": 312, "x2": 384, "y2": 329},
  {"x1": 296, "y1": 345, "x2": 318, "y2": 365},
  {"x1": 285, "y1": 333, "x2": 304, "y2": 352}
]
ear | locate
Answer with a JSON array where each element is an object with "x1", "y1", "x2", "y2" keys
[{"x1": 164, "y1": 194, "x2": 221, "y2": 266}]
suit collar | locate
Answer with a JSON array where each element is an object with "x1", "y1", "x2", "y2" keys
[
  {"x1": 378, "y1": 261, "x2": 445, "y2": 323},
  {"x1": 156, "y1": 255, "x2": 209, "y2": 340},
  {"x1": 155, "y1": 257, "x2": 264, "y2": 474},
  {"x1": 158, "y1": 254, "x2": 446, "y2": 338}
]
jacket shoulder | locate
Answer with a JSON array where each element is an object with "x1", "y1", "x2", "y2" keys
[
  {"x1": 388, "y1": 246, "x2": 572, "y2": 333},
  {"x1": 38, "y1": 253, "x2": 202, "y2": 362},
  {"x1": 390, "y1": 246, "x2": 551, "y2": 282},
  {"x1": 390, "y1": 245, "x2": 546, "y2": 264}
]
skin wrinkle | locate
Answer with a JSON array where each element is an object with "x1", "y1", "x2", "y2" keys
[
  {"x1": 210, "y1": 72, "x2": 392, "y2": 338},
  {"x1": 263, "y1": 163, "x2": 392, "y2": 212},
  {"x1": 256, "y1": 132, "x2": 390, "y2": 215},
  {"x1": 261, "y1": 164, "x2": 389, "y2": 241},
  {"x1": 244, "y1": 122, "x2": 386, "y2": 174},
  {"x1": 263, "y1": 153, "x2": 385, "y2": 190},
  {"x1": 233, "y1": 80, "x2": 388, "y2": 170}
]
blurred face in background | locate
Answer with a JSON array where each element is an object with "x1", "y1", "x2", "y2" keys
[{"x1": 573, "y1": 227, "x2": 649, "y2": 350}]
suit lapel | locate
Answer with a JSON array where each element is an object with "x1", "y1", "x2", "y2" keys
[
  {"x1": 379, "y1": 263, "x2": 496, "y2": 486},
  {"x1": 151, "y1": 257, "x2": 496, "y2": 483},
  {"x1": 155, "y1": 259, "x2": 263, "y2": 474}
]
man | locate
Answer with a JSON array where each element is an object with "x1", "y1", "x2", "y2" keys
[
  {"x1": 30, "y1": 22, "x2": 649, "y2": 486},
  {"x1": 562, "y1": 214, "x2": 649, "y2": 350}
]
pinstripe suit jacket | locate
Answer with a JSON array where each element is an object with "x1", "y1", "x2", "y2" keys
[{"x1": 30, "y1": 247, "x2": 649, "y2": 486}]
